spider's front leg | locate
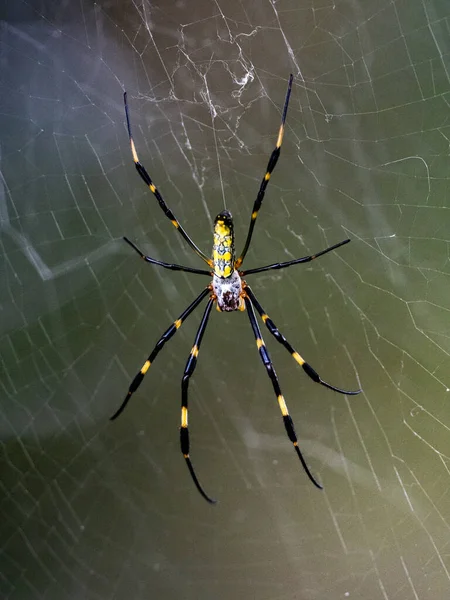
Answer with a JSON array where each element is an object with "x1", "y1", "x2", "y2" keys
[
  {"x1": 235, "y1": 74, "x2": 293, "y2": 269},
  {"x1": 123, "y1": 91, "x2": 212, "y2": 267}
]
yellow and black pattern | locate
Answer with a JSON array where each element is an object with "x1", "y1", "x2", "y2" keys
[
  {"x1": 180, "y1": 298, "x2": 216, "y2": 503},
  {"x1": 235, "y1": 74, "x2": 293, "y2": 269},
  {"x1": 123, "y1": 92, "x2": 213, "y2": 268},
  {"x1": 112, "y1": 75, "x2": 361, "y2": 503},
  {"x1": 244, "y1": 285, "x2": 361, "y2": 396},
  {"x1": 211, "y1": 210, "x2": 245, "y2": 312},
  {"x1": 110, "y1": 288, "x2": 210, "y2": 421},
  {"x1": 243, "y1": 294, "x2": 323, "y2": 489},
  {"x1": 212, "y1": 210, "x2": 235, "y2": 279}
]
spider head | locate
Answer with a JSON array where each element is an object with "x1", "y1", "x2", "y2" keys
[
  {"x1": 214, "y1": 210, "x2": 233, "y2": 227},
  {"x1": 213, "y1": 210, "x2": 234, "y2": 242}
]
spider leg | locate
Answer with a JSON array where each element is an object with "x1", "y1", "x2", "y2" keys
[
  {"x1": 245, "y1": 285, "x2": 361, "y2": 395},
  {"x1": 242, "y1": 238, "x2": 350, "y2": 276},
  {"x1": 235, "y1": 74, "x2": 293, "y2": 269},
  {"x1": 124, "y1": 92, "x2": 212, "y2": 267},
  {"x1": 244, "y1": 294, "x2": 322, "y2": 490},
  {"x1": 124, "y1": 237, "x2": 211, "y2": 276},
  {"x1": 180, "y1": 298, "x2": 217, "y2": 504},
  {"x1": 110, "y1": 287, "x2": 210, "y2": 420}
]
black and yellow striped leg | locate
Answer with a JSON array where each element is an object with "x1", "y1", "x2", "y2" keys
[
  {"x1": 242, "y1": 239, "x2": 351, "y2": 276},
  {"x1": 235, "y1": 74, "x2": 293, "y2": 269},
  {"x1": 180, "y1": 298, "x2": 216, "y2": 503},
  {"x1": 124, "y1": 92, "x2": 213, "y2": 267},
  {"x1": 124, "y1": 237, "x2": 211, "y2": 276},
  {"x1": 244, "y1": 294, "x2": 322, "y2": 490},
  {"x1": 110, "y1": 287, "x2": 210, "y2": 421},
  {"x1": 245, "y1": 285, "x2": 361, "y2": 396}
]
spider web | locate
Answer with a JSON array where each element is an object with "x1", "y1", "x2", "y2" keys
[{"x1": 2, "y1": 0, "x2": 450, "y2": 598}]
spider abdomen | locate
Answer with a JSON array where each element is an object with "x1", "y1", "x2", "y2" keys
[{"x1": 212, "y1": 271, "x2": 244, "y2": 312}]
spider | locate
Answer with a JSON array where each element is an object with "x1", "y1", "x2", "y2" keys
[{"x1": 111, "y1": 74, "x2": 361, "y2": 503}]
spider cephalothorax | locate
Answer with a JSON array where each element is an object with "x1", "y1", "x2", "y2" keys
[{"x1": 110, "y1": 75, "x2": 361, "y2": 503}]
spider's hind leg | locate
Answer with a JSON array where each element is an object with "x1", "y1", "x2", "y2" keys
[
  {"x1": 243, "y1": 293, "x2": 323, "y2": 489},
  {"x1": 180, "y1": 297, "x2": 217, "y2": 504},
  {"x1": 110, "y1": 287, "x2": 210, "y2": 420},
  {"x1": 245, "y1": 284, "x2": 361, "y2": 396}
]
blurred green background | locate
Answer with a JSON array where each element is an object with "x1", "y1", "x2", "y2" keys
[{"x1": 2, "y1": 1, "x2": 450, "y2": 598}]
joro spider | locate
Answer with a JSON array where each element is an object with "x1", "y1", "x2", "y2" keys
[{"x1": 111, "y1": 74, "x2": 361, "y2": 503}]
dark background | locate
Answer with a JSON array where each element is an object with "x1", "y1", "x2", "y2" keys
[{"x1": 2, "y1": 1, "x2": 450, "y2": 598}]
